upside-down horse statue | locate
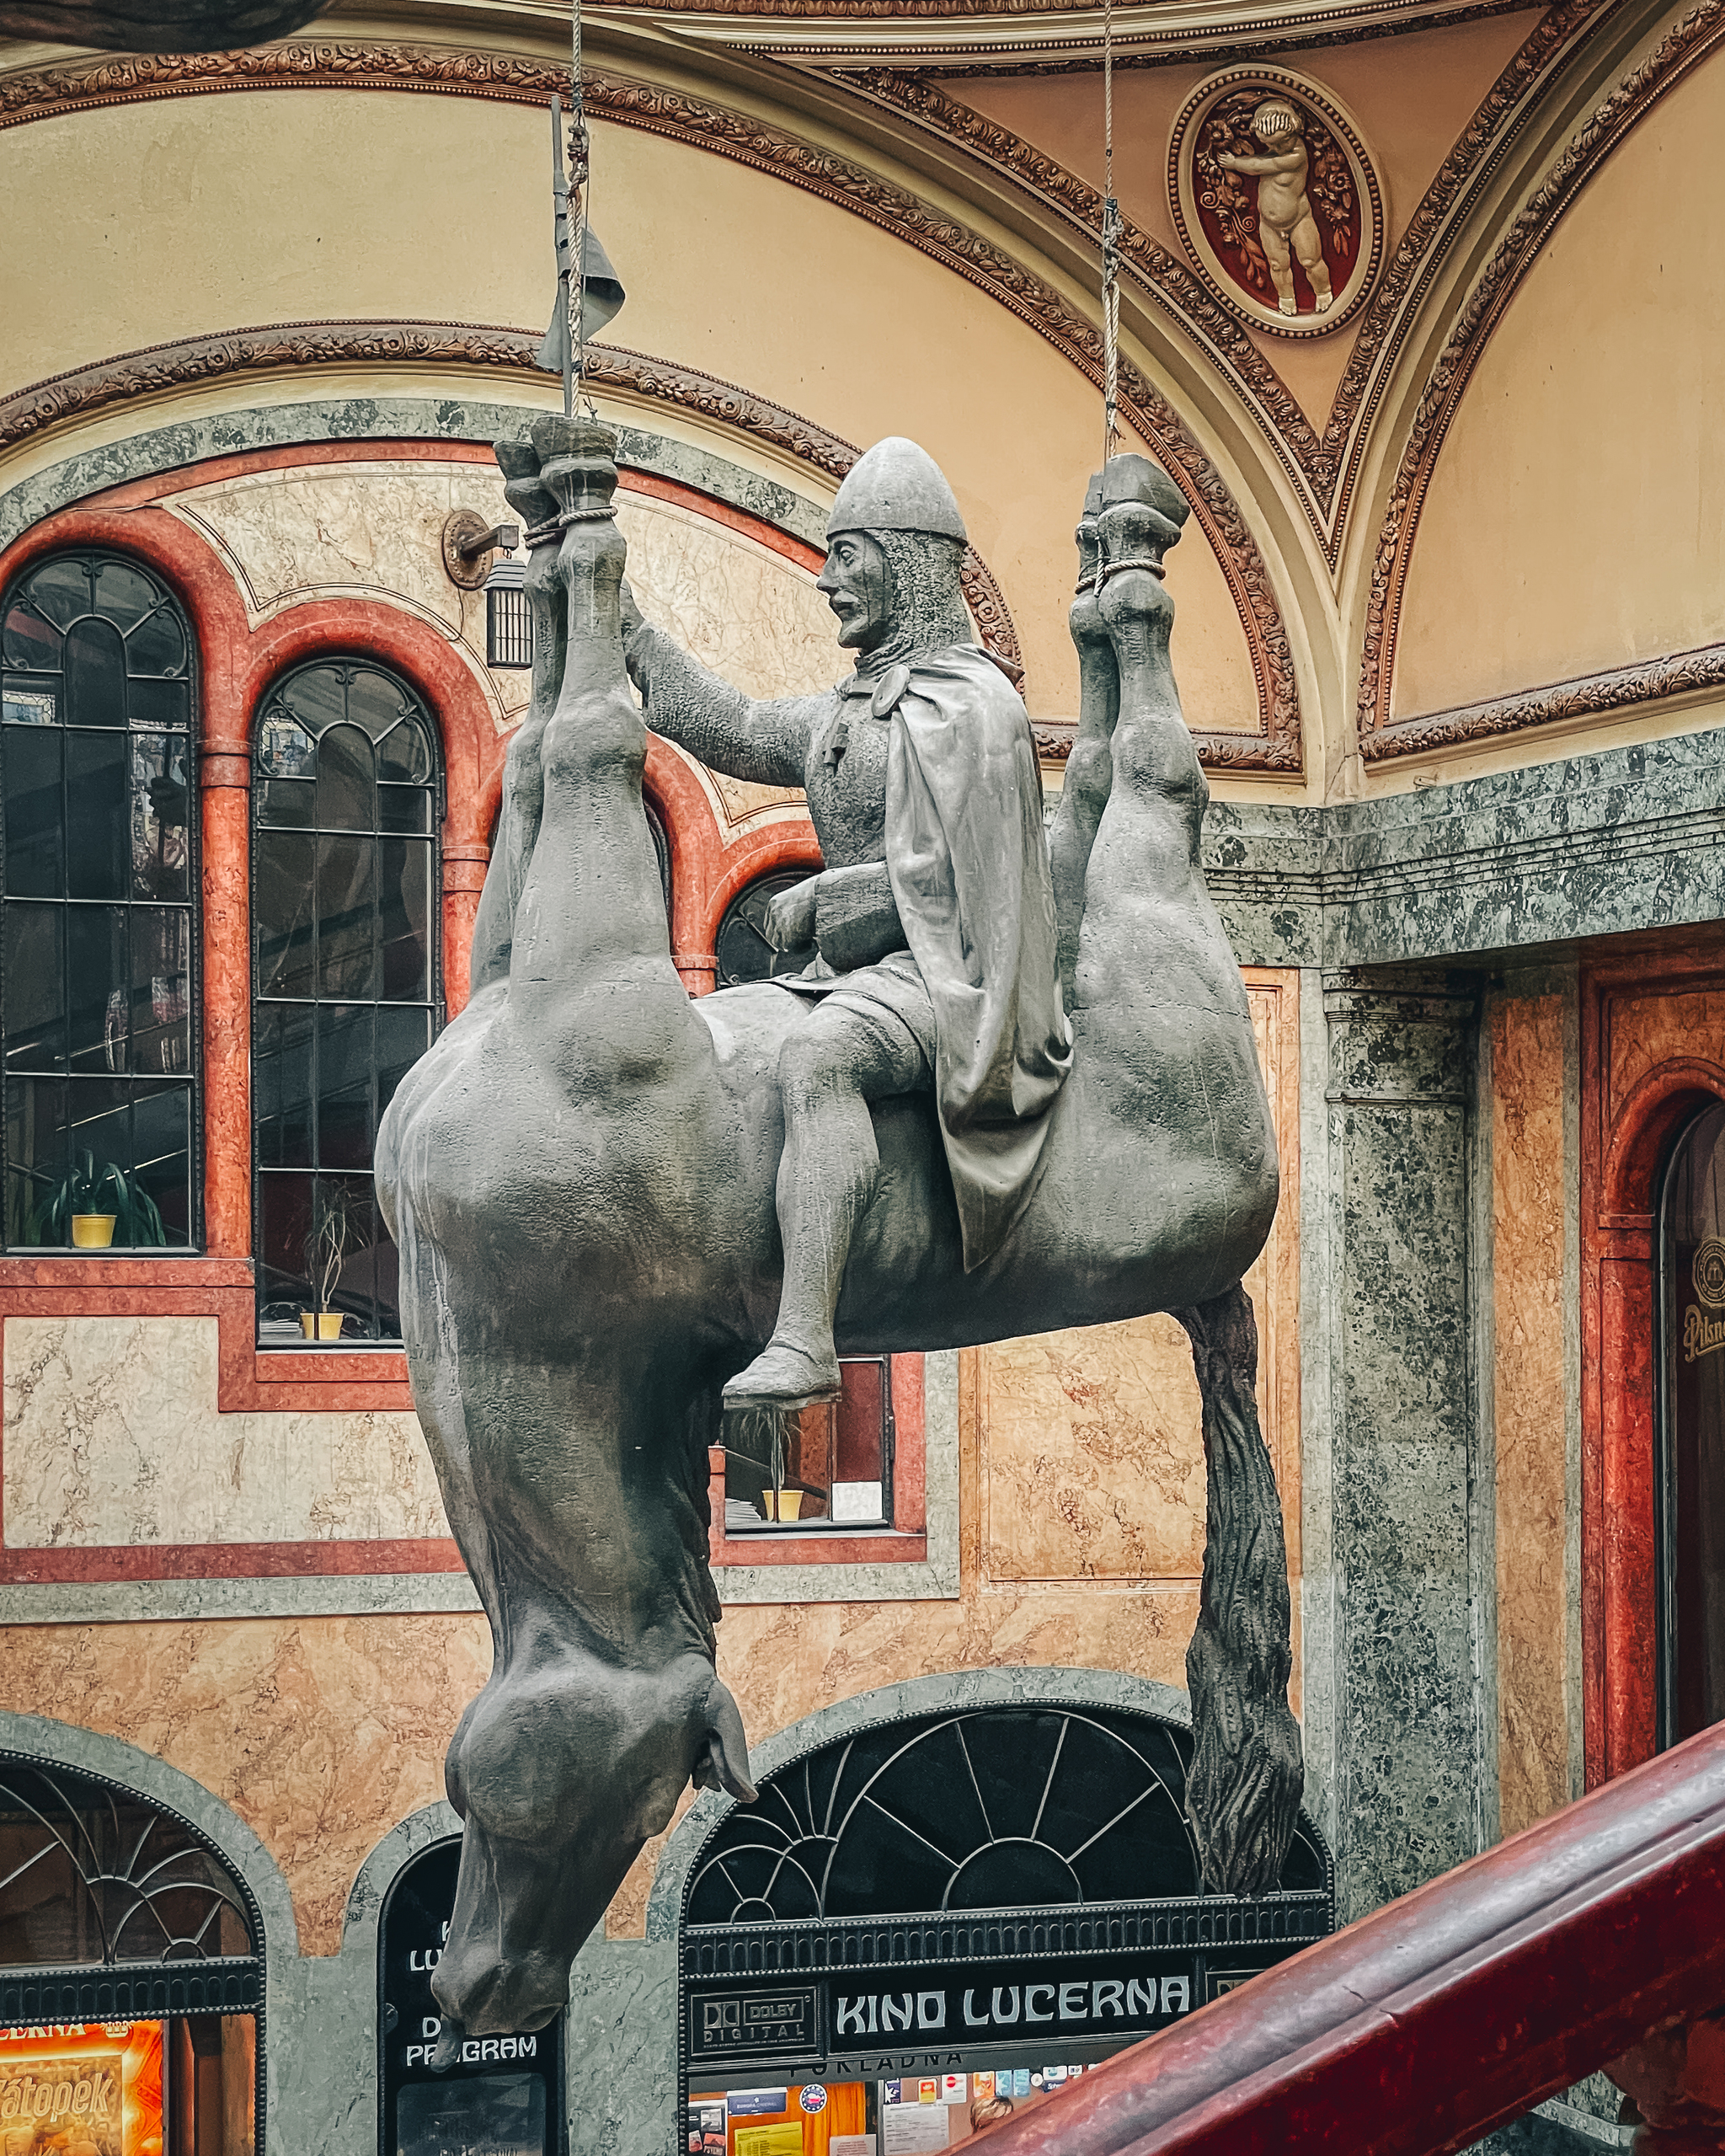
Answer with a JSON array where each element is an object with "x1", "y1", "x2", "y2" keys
[{"x1": 375, "y1": 418, "x2": 1302, "y2": 2046}]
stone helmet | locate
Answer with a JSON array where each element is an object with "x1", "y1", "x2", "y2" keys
[{"x1": 826, "y1": 437, "x2": 968, "y2": 545}]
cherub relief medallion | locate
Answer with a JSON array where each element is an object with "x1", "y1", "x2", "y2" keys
[{"x1": 1168, "y1": 69, "x2": 1386, "y2": 337}]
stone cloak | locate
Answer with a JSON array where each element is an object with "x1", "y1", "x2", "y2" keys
[{"x1": 883, "y1": 644, "x2": 1072, "y2": 1269}]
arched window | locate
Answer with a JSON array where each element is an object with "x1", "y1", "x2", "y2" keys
[
  {"x1": 713, "y1": 869, "x2": 814, "y2": 989},
  {"x1": 252, "y1": 660, "x2": 442, "y2": 1343},
  {"x1": 1658, "y1": 1100, "x2": 1725, "y2": 1743},
  {"x1": 0, "y1": 553, "x2": 198, "y2": 1249},
  {"x1": 0, "y1": 1752, "x2": 262, "y2": 2151}
]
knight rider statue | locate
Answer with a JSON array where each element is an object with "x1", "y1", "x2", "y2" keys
[{"x1": 622, "y1": 436, "x2": 1071, "y2": 1412}]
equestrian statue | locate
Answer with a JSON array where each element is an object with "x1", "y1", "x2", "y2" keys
[{"x1": 376, "y1": 419, "x2": 1302, "y2": 2046}]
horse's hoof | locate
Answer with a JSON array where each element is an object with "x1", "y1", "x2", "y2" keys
[{"x1": 722, "y1": 1342, "x2": 842, "y2": 1412}]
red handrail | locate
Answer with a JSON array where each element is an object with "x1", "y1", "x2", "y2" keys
[{"x1": 977, "y1": 1720, "x2": 1725, "y2": 2156}]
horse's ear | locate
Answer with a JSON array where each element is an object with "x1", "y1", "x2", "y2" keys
[{"x1": 696, "y1": 1678, "x2": 756, "y2": 1804}]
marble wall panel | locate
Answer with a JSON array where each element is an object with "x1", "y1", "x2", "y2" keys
[
  {"x1": 979, "y1": 1317, "x2": 1206, "y2": 1581},
  {"x1": 565, "y1": 1937, "x2": 679, "y2": 2156},
  {"x1": 975, "y1": 975, "x2": 1300, "y2": 1591},
  {"x1": 0, "y1": 1612, "x2": 490, "y2": 1954},
  {"x1": 3, "y1": 1316, "x2": 446, "y2": 1546},
  {"x1": 1492, "y1": 995, "x2": 1573, "y2": 1836},
  {"x1": 165, "y1": 459, "x2": 531, "y2": 731},
  {"x1": 1325, "y1": 982, "x2": 1480, "y2": 1923}
]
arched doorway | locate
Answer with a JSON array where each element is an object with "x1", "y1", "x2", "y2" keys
[
  {"x1": 1658, "y1": 1101, "x2": 1725, "y2": 1745},
  {"x1": 675, "y1": 1681, "x2": 1331, "y2": 2153},
  {"x1": 0, "y1": 1750, "x2": 264, "y2": 2153},
  {"x1": 378, "y1": 1838, "x2": 565, "y2": 2156}
]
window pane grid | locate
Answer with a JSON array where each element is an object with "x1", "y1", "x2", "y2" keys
[
  {"x1": 1, "y1": 553, "x2": 199, "y2": 1250},
  {"x1": 252, "y1": 661, "x2": 441, "y2": 1346}
]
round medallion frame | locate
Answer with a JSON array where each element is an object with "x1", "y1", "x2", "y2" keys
[{"x1": 1167, "y1": 67, "x2": 1386, "y2": 339}]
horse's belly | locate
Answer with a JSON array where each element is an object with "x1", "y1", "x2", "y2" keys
[{"x1": 382, "y1": 989, "x2": 756, "y2": 1329}]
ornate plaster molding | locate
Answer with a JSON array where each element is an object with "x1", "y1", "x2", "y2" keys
[
  {"x1": 1357, "y1": 0, "x2": 1725, "y2": 757},
  {"x1": 579, "y1": 74, "x2": 1300, "y2": 767},
  {"x1": 0, "y1": 322, "x2": 1027, "y2": 673},
  {"x1": 1365, "y1": 645, "x2": 1725, "y2": 763},
  {"x1": 851, "y1": 0, "x2": 1610, "y2": 551},
  {"x1": 598, "y1": 0, "x2": 1533, "y2": 60},
  {"x1": 765, "y1": 0, "x2": 1534, "y2": 67},
  {"x1": 0, "y1": 8, "x2": 1613, "y2": 551},
  {"x1": 0, "y1": 45, "x2": 1298, "y2": 769},
  {"x1": 848, "y1": 69, "x2": 1329, "y2": 484}
]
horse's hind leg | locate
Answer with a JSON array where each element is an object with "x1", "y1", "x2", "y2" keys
[
  {"x1": 1048, "y1": 473, "x2": 1117, "y2": 1007},
  {"x1": 1176, "y1": 1283, "x2": 1304, "y2": 1895}
]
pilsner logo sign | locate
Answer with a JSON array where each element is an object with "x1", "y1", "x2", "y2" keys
[{"x1": 1685, "y1": 1237, "x2": 1725, "y2": 1362}]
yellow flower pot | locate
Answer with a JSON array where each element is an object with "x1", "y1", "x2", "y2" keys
[
  {"x1": 71, "y1": 1214, "x2": 117, "y2": 1248},
  {"x1": 766, "y1": 1490, "x2": 804, "y2": 1522},
  {"x1": 300, "y1": 1311, "x2": 345, "y2": 1340}
]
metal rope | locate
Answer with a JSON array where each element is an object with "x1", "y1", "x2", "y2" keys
[
  {"x1": 1101, "y1": 0, "x2": 1120, "y2": 468},
  {"x1": 568, "y1": 0, "x2": 595, "y2": 419}
]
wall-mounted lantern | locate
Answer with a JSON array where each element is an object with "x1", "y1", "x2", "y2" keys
[
  {"x1": 441, "y1": 511, "x2": 531, "y2": 671},
  {"x1": 483, "y1": 554, "x2": 532, "y2": 670}
]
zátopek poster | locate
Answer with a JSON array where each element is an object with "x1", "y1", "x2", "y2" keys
[{"x1": 0, "y1": 2021, "x2": 165, "y2": 2156}]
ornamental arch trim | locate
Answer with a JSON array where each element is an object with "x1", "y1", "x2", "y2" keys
[
  {"x1": 1579, "y1": 948, "x2": 1725, "y2": 1796},
  {"x1": 0, "y1": 1711, "x2": 293, "y2": 1945},
  {"x1": 1356, "y1": 0, "x2": 1725, "y2": 758}
]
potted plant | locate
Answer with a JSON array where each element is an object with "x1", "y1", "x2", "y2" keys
[
  {"x1": 764, "y1": 1407, "x2": 804, "y2": 1521},
  {"x1": 302, "y1": 1181, "x2": 355, "y2": 1340},
  {"x1": 30, "y1": 1153, "x2": 167, "y2": 1249}
]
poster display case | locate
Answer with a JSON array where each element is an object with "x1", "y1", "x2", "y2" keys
[{"x1": 379, "y1": 1840, "x2": 564, "y2": 2156}]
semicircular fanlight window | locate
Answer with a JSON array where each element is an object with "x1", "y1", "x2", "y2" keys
[
  {"x1": 0, "y1": 1756, "x2": 258, "y2": 1969},
  {"x1": 820, "y1": 1709, "x2": 1199, "y2": 1917},
  {"x1": 686, "y1": 1704, "x2": 1325, "y2": 1928}
]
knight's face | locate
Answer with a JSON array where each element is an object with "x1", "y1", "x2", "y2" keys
[{"x1": 818, "y1": 531, "x2": 892, "y2": 651}]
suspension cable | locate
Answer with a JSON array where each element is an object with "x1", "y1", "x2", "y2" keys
[
  {"x1": 1101, "y1": 0, "x2": 1120, "y2": 469},
  {"x1": 568, "y1": 0, "x2": 595, "y2": 420}
]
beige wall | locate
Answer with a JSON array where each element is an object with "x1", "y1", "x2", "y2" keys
[
  {"x1": 1393, "y1": 46, "x2": 1725, "y2": 720},
  {"x1": 0, "y1": 83, "x2": 1261, "y2": 733}
]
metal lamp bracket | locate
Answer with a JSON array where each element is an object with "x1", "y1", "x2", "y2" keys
[{"x1": 442, "y1": 511, "x2": 521, "y2": 591}]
